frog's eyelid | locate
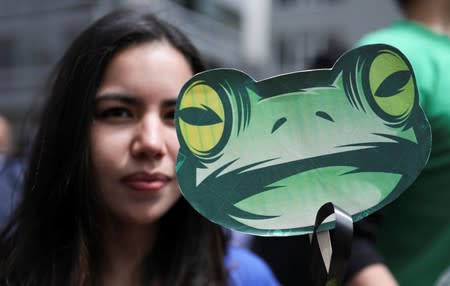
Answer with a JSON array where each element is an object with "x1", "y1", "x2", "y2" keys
[{"x1": 316, "y1": 111, "x2": 334, "y2": 122}]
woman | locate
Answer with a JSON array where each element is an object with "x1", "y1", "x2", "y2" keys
[{"x1": 0, "y1": 9, "x2": 279, "y2": 286}]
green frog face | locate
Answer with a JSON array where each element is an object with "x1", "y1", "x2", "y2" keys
[{"x1": 175, "y1": 44, "x2": 431, "y2": 236}]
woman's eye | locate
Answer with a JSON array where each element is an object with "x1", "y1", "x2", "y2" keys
[
  {"x1": 96, "y1": 107, "x2": 133, "y2": 120},
  {"x1": 165, "y1": 110, "x2": 175, "y2": 120}
]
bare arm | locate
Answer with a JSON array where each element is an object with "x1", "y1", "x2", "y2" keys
[{"x1": 346, "y1": 263, "x2": 398, "y2": 286}]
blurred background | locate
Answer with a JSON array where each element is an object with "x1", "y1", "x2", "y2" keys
[{"x1": 0, "y1": 0, "x2": 402, "y2": 145}]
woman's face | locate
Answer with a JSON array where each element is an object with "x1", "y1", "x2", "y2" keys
[{"x1": 91, "y1": 42, "x2": 193, "y2": 225}]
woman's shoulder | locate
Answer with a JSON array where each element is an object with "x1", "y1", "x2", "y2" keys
[{"x1": 225, "y1": 246, "x2": 280, "y2": 286}]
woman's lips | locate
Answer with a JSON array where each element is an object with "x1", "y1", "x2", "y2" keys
[{"x1": 121, "y1": 172, "x2": 171, "y2": 191}]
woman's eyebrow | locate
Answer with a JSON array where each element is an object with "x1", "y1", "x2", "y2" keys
[
  {"x1": 95, "y1": 93, "x2": 141, "y2": 105},
  {"x1": 162, "y1": 99, "x2": 177, "y2": 108}
]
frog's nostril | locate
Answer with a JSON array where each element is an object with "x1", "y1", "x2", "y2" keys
[
  {"x1": 316, "y1": 111, "x2": 334, "y2": 122},
  {"x1": 271, "y1": 117, "x2": 287, "y2": 134}
]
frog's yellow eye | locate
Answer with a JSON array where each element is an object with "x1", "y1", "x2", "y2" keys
[
  {"x1": 178, "y1": 81, "x2": 226, "y2": 156},
  {"x1": 369, "y1": 50, "x2": 415, "y2": 121}
]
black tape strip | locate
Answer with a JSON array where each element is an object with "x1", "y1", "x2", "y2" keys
[{"x1": 310, "y1": 202, "x2": 353, "y2": 286}]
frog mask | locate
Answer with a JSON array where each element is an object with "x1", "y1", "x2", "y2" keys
[{"x1": 175, "y1": 44, "x2": 431, "y2": 236}]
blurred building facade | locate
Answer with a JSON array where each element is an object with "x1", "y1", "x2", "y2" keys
[{"x1": 0, "y1": 0, "x2": 401, "y2": 135}]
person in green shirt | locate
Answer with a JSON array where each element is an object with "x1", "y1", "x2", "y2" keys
[{"x1": 357, "y1": 0, "x2": 450, "y2": 285}]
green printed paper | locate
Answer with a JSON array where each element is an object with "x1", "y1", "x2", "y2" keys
[{"x1": 175, "y1": 44, "x2": 431, "y2": 236}]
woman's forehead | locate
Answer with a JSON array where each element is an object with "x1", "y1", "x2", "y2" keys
[{"x1": 97, "y1": 42, "x2": 193, "y2": 103}]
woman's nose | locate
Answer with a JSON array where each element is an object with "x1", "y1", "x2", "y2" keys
[{"x1": 130, "y1": 116, "x2": 165, "y2": 160}]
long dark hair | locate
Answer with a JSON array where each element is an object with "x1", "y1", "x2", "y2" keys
[{"x1": 0, "y1": 9, "x2": 226, "y2": 286}]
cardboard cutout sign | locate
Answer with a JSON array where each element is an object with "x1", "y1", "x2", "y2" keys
[{"x1": 175, "y1": 44, "x2": 431, "y2": 236}]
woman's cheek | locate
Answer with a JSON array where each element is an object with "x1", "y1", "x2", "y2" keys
[
  {"x1": 90, "y1": 126, "x2": 131, "y2": 170},
  {"x1": 166, "y1": 128, "x2": 180, "y2": 160}
]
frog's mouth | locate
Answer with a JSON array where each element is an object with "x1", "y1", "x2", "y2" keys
[{"x1": 191, "y1": 134, "x2": 421, "y2": 232}]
